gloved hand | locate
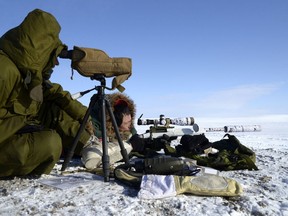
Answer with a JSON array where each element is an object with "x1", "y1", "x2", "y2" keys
[
  {"x1": 145, "y1": 134, "x2": 171, "y2": 151},
  {"x1": 129, "y1": 134, "x2": 146, "y2": 152},
  {"x1": 179, "y1": 134, "x2": 211, "y2": 154},
  {"x1": 129, "y1": 134, "x2": 171, "y2": 152}
]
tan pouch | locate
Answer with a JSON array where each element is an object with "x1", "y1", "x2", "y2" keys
[
  {"x1": 175, "y1": 173, "x2": 242, "y2": 197},
  {"x1": 138, "y1": 174, "x2": 242, "y2": 199}
]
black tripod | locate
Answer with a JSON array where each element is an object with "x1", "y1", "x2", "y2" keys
[{"x1": 61, "y1": 75, "x2": 130, "y2": 182}]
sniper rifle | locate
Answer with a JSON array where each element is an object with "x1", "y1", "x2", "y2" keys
[{"x1": 137, "y1": 114, "x2": 200, "y2": 139}]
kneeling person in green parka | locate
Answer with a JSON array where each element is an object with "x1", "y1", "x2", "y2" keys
[{"x1": 0, "y1": 9, "x2": 94, "y2": 177}]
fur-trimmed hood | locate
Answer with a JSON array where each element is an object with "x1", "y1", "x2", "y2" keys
[
  {"x1": 107, "y1": 92, "x2": 136, "y2": 122},
  {"x1": 91, "y1": 92, "x2": 136, "y2": 141}
]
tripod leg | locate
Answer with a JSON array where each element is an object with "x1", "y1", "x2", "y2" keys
[
  {"x1": 61, "y1": 94, "x2": 98, "y2": 172},
  {"x1": 105, "y1": 99, "x2": 130, "y2": 164},
  {"x1": 100, "y1": 96, "x2": 110, "y2": 182}
]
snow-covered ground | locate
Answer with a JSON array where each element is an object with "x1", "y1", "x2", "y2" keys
[{"x1": 0, "y1": 115, "x2": 287, "y2": 216}]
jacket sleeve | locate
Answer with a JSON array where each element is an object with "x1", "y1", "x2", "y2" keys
[
  {"x1": 0, "y1": 116, "x2": 27, "y2": 143},
  {"x1": 0, "y1": 55, "x2": 28, "y2": 143},
  {"x1": 43, "y1": 82, "x2": 88, "y2": 121}
]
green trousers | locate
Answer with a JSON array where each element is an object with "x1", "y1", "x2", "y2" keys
[
  {"x1": 0, "y1": 102, "x2": 90, "y2": 177},
  {"x1": 0, "y1": 130, "x2": 62, "y2": 177}
]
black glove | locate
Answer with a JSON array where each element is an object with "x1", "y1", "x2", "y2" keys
[
  {"x1": 179, "y1": 134, "x2": 211, "y2": 154},
  {"x1": 145, "y1": 134, "x2": 171, "y2": 151},
  {"x1": 129, "y1": 134, "x2": 146, "y2": 152},
  {"x1": 129, "y1": 134, "x2": 171, "y2": 152}
]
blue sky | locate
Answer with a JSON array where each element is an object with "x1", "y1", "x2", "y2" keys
[{"x1": 1, "y1": 1, "x2": 287, "y2": 119}]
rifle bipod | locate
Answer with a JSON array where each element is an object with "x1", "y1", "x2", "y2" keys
[{"x1": 61, "y1": 75, "x2": 130, "y2": 182}]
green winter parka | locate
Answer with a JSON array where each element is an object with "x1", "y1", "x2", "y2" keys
[{"x1": 0, "y1": 9, "x2": 90, "y2": 177}]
